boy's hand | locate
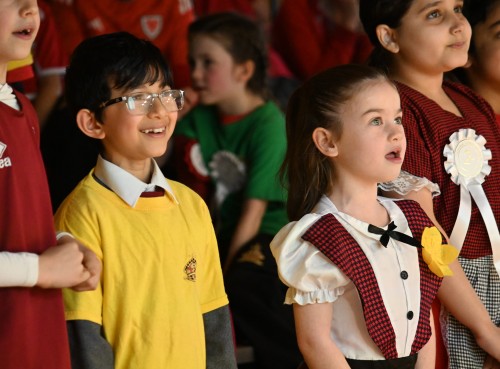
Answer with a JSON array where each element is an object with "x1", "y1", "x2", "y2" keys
[{"x1": 37, "y1": 238, "x2": 90, "y2": 289}]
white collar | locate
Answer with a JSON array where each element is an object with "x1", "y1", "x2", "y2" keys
[
  {"x1": 93, "y1": 155, "x2": 178, "y2": 208},
  {"x1": 0, "y1": 84, "x2": 19, "y2": 110},
  {"x1": 314, "y1": 195, "x2": 409, "y2": 238}
]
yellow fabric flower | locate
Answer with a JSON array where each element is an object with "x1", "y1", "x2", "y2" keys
[{"x1": 421, "y1": 227, "x2": 459, "y2": 277}]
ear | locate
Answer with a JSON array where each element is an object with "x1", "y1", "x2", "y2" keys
[
  {"x1": 235, "y1": 59, "x2": 255, "y2": 84},
  {"x1": 376, "y1": 24, "x2": 400, "y2": 54},
  {"x1": 76, "y1": 109, "x2": 105, "y2": 140},
  {"x1": 312, "y1": 127, "x2": 338, "y2": 157}
]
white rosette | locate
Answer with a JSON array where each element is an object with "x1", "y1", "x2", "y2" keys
[{"x1": 443, "y1": 128, "x2": 500, "y2": 275}]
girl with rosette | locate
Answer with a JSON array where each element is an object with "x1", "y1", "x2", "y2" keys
[
  {"x1": 359, "y1": 1, "x2": 500, "y2": 368},
  {"x1": 271, "y1": 64, "x2": 457, "y2": 369}
]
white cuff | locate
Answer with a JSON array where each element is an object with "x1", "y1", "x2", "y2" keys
[
  {"x1": 0, "y1": 252, "x2": 39, "y2": 287},
  {"x1": 56, "y1": 231, "x2": 74, "y2": 241}
]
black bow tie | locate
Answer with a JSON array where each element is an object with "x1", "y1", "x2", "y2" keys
[{"x1": 367, "y1": 221, "x2": 421, "y2": 248}]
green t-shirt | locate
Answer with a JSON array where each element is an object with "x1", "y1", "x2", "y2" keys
[{"x1": 174, "y1": 101, "x2": 288, "y2": 246}]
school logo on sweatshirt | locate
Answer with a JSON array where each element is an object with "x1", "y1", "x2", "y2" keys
[
  {"x1": 184, "y1": 257, "x2": 197, "y2": 282},
  {"x1": 0, "y1": 141, "x2": 11, "y2": 168},
  {"x1": 141, "y1": 15, "x2": 162, "y2": 40}
]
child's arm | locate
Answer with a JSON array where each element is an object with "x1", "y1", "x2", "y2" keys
[
  {"x1": 223, "y1": 198, "x2": 267, "y2": 271},
  {"x1": 203, "y1": 305, "x2": 238, "y2": 369},
  {"x1": 66, "y1": 320, "x2": 114, "y2": 369},
  {"x1": 438, "y1": 260, "x2": 500, "y2": 362},
  {"x1": 415, "y1": 310, "x2": 436, "y2": 369},
  {"x1": 294, "y1": 302, "x2": 350, "y2": 369},
  {"x1": 404, "y1": 188, "x2": 500, "y2": 362},
  {"x1": 0, "y1": 237, "x2": 99, "y2": 289},
  {"x1": 0, "y1": 251, "x2": 39, "y2": 287}
]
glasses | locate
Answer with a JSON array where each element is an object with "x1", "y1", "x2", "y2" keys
[{"x1": 99, "y1": 89, "x2": 184, "y2": 115}]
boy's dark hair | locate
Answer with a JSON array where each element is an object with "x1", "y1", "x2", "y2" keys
[
  {"x1": 281, "y1": 64, "x2": 392, "y2": 221},
  {"x1": 188, "y1": 12, "x2": 269, "y2": 99},
  {"x1": 65, "y1": 32, "x2": 174, "y2": 122},
  {"x1": 359, "y1": 0, "x2": 413, "y2": 72}
]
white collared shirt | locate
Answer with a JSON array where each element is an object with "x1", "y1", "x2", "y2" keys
[{"x1": 93, "y1": 155, "x2": 178, "y2": 208}]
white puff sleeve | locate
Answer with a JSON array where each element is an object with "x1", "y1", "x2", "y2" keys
[{"x1": 270, "y1": 214, "x2": 351, "y2": 305}]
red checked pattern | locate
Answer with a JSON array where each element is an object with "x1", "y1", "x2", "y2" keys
[{"x1": 302, "y1": 200, "x2": 442, "y2": 359}]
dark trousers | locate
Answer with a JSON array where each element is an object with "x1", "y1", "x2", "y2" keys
[{"x1": 225, "y1": 234, "x2": 303, "y2": 369}]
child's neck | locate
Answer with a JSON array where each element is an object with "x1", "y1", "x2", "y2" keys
[
  {"x1": 468, "y1": 77, "x2": 500, "y2": 116},
  {"x1": 391, "y1": 65, "x2": 445, "y2": 98},
  {"x1": 391, "y1": 67, "x2": 462, "y2": 116},
  {"x1": 0, "y1": 64, "x2": 6, "y2": 85},
  {"x1": 328, "y1": 181, "x2": 389, "y2": 227},
  {"x1": 217, "y1": 91, "x2": 265, "y2": 116}
]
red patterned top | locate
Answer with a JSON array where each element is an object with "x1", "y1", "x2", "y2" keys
[
  {"x1": 398, "y1": 81, "x2": 500, "y2": 258},
  {"x1": 0, "y1": 93, "x2": 70, "y2": 368}
]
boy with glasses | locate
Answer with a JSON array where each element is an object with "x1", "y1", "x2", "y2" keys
[{"x1": 55, "y1": 32, "x2": 236, "y2": 369}]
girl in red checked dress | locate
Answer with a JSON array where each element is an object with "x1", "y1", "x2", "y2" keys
[{"x1": 359, "y1": 0, "x2": 500, "y2": 368}]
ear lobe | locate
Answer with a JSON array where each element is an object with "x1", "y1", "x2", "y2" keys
[
  {"x1": 376, "y1": 25, "x2": 399, "y2": 53},
  {"x1": 312, "y1": 127, "x2": 338, "y2": 157},
  {"x1": 236, "y1": 60, "x2": 256, "y2": 83},
  {"x1": 76, "y1": 109, "x2": 105, "y2": 139}
]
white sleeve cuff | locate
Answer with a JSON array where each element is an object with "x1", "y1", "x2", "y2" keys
[
  {"x1": 56, "y1": 231, "x2": 74, "y2": 241},
  {"x1": 0, "y1": 252, "x2": 39, "y2": 287}
]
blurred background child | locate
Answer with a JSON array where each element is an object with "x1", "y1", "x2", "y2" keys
[
  {"x1": 172, "y1": 12, "x2": 301, "y2": 369},
  {"x1": 454, "y1": 0, "x2": 500, "y2": 125},
  {"x1": 272, "y1": 0, "x2": 372, "y2": 81}
]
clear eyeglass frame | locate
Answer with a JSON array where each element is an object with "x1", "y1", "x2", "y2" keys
[{"x1": 99, "y1": 89, "x2": 184, "y2": 115}]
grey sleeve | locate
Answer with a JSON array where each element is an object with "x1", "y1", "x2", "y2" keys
[
  {"x1": 203, "y1": 305, "x2": 238, "y2": 369},
  {"x1": 67, "y1": 320, "x2": 114, "y2": 369}
]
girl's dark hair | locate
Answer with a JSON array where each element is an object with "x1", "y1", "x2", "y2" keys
[
  {"x1": 188, "y1": 12, "x2": 269, "y2": 99},
  {"x1": 464, "y1": 0, "x2": 500, "y2": 54},
  {"x1": 453, "y1": 0, "x2": 499, "y2": 84},
  {"x1": 281, "y1": 64, "x2": 391, "y2": 221},
  {"x1": 65, "y1": 32, "x2": 173, "y2": 122},
  {"x1": 359, "y1": 0, "x2": 413, "y2": 71}
]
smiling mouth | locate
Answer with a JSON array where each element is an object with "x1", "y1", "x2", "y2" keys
[
  {"x1": 14, "y1": 28, "x2": 34, "y2": 36},
  {"x1": 141, "y1": 127, "x2": 166, "y2": 134}
]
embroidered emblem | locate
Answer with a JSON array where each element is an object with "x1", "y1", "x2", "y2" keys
[
  {"x1": 141, "y1": 15, "x2": 163, "y2": 40},
  {"x1": 184, "y1": 257, "x2": 197, "y2": 281},
  {"x1": 237, "y1": 243, "x2": 265, "y2": 266}
]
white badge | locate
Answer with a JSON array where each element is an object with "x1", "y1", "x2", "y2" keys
[{"x1": 443, "y1": 128, "x2": 500, "y2": 276}]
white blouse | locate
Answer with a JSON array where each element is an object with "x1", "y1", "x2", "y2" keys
[{"x1": 271, "y1": 195, "x2": 423, "y2": 360}]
